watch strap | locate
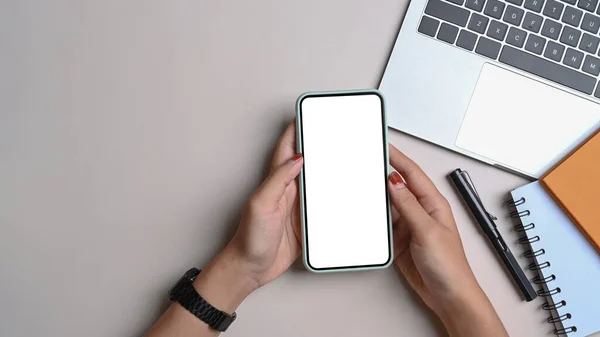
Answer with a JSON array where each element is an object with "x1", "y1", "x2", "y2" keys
[{"x1": 170, "y1": 268, "x2": 237, "y2": 332}]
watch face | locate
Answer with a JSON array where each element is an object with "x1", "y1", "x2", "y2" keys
[
  {"x1": 183, "y1": 268, "x2": 201, "y2": 281},
  {"x1": 169, "y1": 268, "x2": 200, "y2": 301}
]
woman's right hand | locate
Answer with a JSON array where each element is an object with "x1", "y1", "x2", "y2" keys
[{"x1": 387, "y1": 144, "x2": 508, "y2": 337}]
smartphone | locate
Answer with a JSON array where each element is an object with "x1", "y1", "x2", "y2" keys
[{"x1": 296, "y1": 89, "x2": 393, "y2": 273}]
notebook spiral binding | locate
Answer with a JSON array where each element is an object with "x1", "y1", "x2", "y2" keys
[{"x1": 506, "y1": 197, "x2": 578, "y2": 336}]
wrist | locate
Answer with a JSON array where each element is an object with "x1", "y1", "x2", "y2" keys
[
  {"x1": 429, "y1": 269, "x2": 485, "y2": 316},
  {"x1": 437, "y1": 285, "x2": 487, "y2": 320},
  {"x1": 192, "y1": 248, "x2": 259, "y2": 313},
  {"x1": 436, "y1": 285, "x2": 506, "y2": 337}
]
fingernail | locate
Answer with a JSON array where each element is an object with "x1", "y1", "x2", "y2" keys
[
  {"x1": 290, "y1": 154, "x2": 303, "y2": 162},
  {"x1": 389, "y1": 172, "x2": 406, "y2": 189}
]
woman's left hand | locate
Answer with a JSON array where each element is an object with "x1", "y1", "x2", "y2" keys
[
  {"x1": 144, "y1": 122, "x2": 304, "y2": 337},
  {"x1": 224, "y1": 121, "x2": 304, "y2": 287}
]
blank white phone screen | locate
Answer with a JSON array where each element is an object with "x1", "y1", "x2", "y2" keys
[{"x1": 300, "y1": 93, "x2": 391, "y2": 270}]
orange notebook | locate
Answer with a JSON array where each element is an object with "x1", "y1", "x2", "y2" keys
[{"x1": 541, "y1": 128, "x2": 600, "y2": 252}]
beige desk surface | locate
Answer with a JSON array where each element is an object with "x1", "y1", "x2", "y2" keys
[{"x1": 2, "y1": 1, "x2": 596, "y2": 336}]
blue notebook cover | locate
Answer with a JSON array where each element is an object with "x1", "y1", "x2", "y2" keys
[{"x1": 512, "y1": 181, "x2": 600, "y2": 336}]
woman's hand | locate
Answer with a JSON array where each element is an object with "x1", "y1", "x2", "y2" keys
[
  {"x1": 144, "y1": 123, "x2": 303, "y2": 337},
  {"x1": 225, "y1": 121, "x2": 304, "y2": 287},
  {"x1": 387, "y1": 144, "x2": 508, "y2": 337},
  {"x1": 190, "y1": 122, "x2": 303, "y2": 312}
]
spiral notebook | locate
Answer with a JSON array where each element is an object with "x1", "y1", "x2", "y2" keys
[{"x1": 510, "y1": 181, "x2": 600, "y2": 336}]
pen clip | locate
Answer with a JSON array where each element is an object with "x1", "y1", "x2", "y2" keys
[{"x1": 460, "y1": 170, "x2": 498, "y2": 221}]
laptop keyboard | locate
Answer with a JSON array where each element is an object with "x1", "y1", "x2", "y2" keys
[{"x1": 418, "y1": 0, "x2": 600, "y2": 97}]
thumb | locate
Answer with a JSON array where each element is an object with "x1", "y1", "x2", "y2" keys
[
  {"x1": 388, "y1": 171, "x2": 433, "y2": 234},
  {"x1": 254, "y1": 154, "x2": 303, "y2": 205}
]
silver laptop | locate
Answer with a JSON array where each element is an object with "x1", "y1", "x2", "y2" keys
[{"x1": 380, "y1": 0, "x2": 600, "y2": 178}]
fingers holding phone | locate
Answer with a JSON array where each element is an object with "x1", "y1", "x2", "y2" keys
[{"x1": 387, "y1": 145, "x2": 507, "y2": 337}]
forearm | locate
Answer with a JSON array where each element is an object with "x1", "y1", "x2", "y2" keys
[
  {"x1": 144, "y1": 248, "x2": 257, "y2": 337},
  {"x1": 437, "y1": 286, "x2": 508, "y2": 337}
]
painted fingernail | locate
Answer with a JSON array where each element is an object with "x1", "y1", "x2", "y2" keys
[
  {"x1": 389, "y1": 172, "x2": 406, "y2": 189},
  {"x1": 290, "y1": 154, "x2": 303, "y2": 162}
]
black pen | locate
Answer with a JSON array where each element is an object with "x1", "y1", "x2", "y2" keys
[{"x1": 449, "y1": 168, "x2": 537, "y2": 302}]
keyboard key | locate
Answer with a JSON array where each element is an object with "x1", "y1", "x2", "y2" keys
[
  {"x1": 425, "y1": 0, "x2": 470, "y2": 27},
  {"x1": 484, "y1": 0, "x2": 506, "y2": 19},
  {"x1": 595, "y1": 84, "x2": 600, "y2": 98},
  {"x1": 468, "y1": 13, "x2": 490, "y2": 33},
  {"x1": 562, "y1": 6, "x2": 584, "y2": 26},
  {"x1": 418, "y1": 16, "x2": 441, "y2": 37},
  {"x1": 466, "y1": 0, "x2": 487, "y2": 11},
  {"x1": 560, "y1": 26, "x2": 582, "y2": 46},
  {"x1": 563, "y1": 48, "x2": 585, "y2": 68},
  {"x1": 544, "y1": 0, "x2": 565, "y2": 19},
  {"x1": 507, "y1": 27, "x2": 528, "y2": 47},
  {"x1": 561, "y1": 0, "x2": 577, "y2": 4},
  {"x1": 447, "y1": 0, "x2": 465, "y2": 5},
  {"x1": 487, "y1": 20, "x2": 509, "y2": 40},
  {"x1": 504, "y1": 6, "x2": 525, "y2": 25},
  {"x1": 500, "y1": 45, "x2": 597, "y2": 94},
  {"x1": 582, "y1": 13, "x2": 600, "y2": 33},
  {"x1": 457, "y1": 30, "x2": 479, "y2": 50},
  {"x1": 525, "y1": 0, "x2": 546, "y2": 12},
  {"x1": 476, "y1": 36, "x2": 502, "y2": 58},
  {"x1": 508, "y1": 0, "x2": 524, "y2": 4},
  {"x1": 545, "y1": 40, "x2": 566, "y2": 61},
  {"x1": 541, "y1": 19, "x2": 563, "y2": 39},
  {"x1": 577, "y1": 0, "x2": 599, "y2": 12},
  {"x1": 525, "y1": 34, "x2": 547, "y2": 54},
  {"x1": 579, "y1": 33, "x2": 600, "y2": 53},
  {"x1": 438, "y1": 22, "x2": 460, "y2": 43},
  {"x1": 583, "y1": 55, "x2": 600, "y2": 75},
  {"x1": 523, "y1": 12, "x2": 543, "y2": 32}
]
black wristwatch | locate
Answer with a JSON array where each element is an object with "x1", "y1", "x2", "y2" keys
[{"x1": 169, "y1": 268, "x2": 237, "y2": 332}]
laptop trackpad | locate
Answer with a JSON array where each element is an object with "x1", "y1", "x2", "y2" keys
[{"x1": 455, "y1": 64, "x2": 600, "y2": 177}]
